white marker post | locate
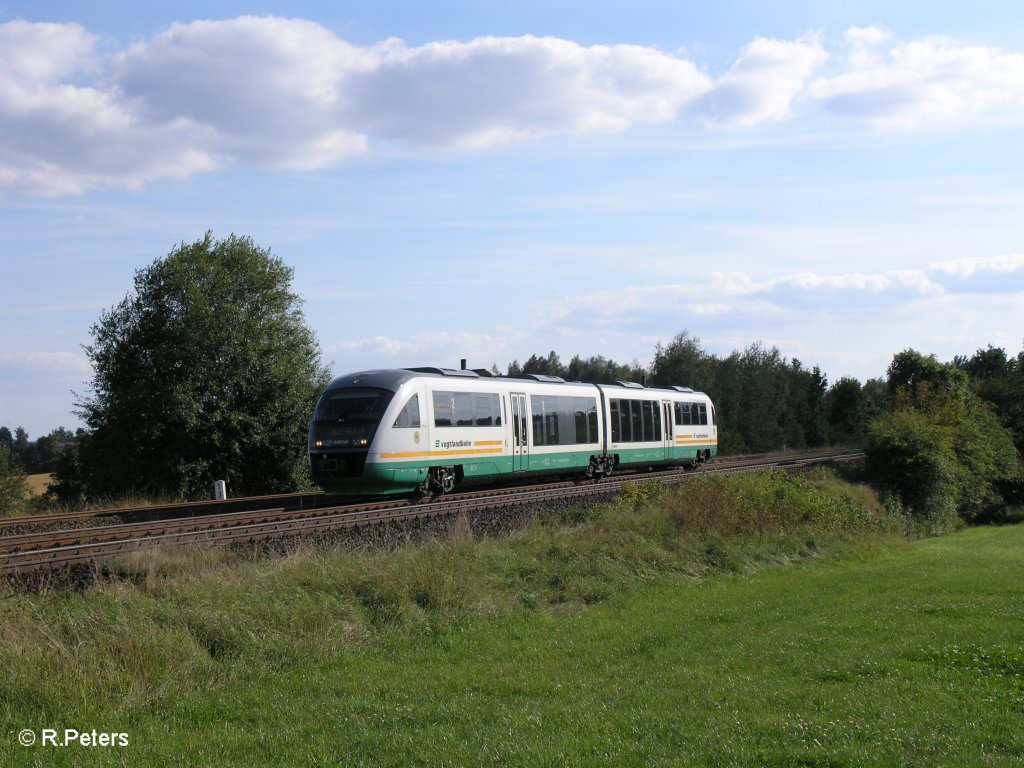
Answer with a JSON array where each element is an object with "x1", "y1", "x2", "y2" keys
[{"x1": 213, "y1": 480, "x2": 228, "y2": 500}]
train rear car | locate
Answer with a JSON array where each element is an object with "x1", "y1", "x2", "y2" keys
[{"x1": 597, "y1": 383, "x2": 717, "y2": 470}]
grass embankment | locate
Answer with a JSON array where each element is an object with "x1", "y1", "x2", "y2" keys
[{"x1": 2, "y1": 468, "x2": 1022, "y2": 766}]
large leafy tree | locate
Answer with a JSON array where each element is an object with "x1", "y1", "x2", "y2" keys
[{"x1": 57, "y1": 233, "x2": 331, "y2": 501}]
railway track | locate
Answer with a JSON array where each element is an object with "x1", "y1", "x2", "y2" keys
[
  {"x1": 1, "y1": 448, "x2": 862, "y2": 577},
  {"x1": 0, "y1": 489, "x2": 332, "y2": 533}
]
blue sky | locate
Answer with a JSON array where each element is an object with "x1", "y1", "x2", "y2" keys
[{"x1": 2, "y1": 1, "x2": 1023, "y2": 437}]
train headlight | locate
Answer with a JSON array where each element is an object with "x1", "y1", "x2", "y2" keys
[
  {"x1": 315, "y1": 439, "x2": 324, "y2": 448},
  {"x1": 359, "y1": 438, "x2": 369, "y2": 446}
]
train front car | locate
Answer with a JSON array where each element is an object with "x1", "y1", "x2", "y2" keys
[{"x1": 308, "y1": 370, "x2": 421, "y2": 495}]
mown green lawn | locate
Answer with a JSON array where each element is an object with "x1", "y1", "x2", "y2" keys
[{"x1": 6, "y1": 524, "x2": 1022, "y2": 767}]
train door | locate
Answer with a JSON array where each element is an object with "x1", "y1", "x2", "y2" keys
[
  {"x1": 511, "y1": 393, "x2": 529, "y2": 471},
  {"x1": 662, "y1": 401, "x2": 674, "y2": 461}
]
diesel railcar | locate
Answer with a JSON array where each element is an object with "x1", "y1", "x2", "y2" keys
[{"x1": 308, "y1": 367, "x2": 717, "y2": 496}]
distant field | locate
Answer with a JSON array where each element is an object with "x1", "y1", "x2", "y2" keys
[{"x1": 25, "y1": 473, "x2": 52, "y2": 496}]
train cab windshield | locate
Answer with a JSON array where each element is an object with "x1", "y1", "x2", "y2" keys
[
  {"x1": 311, "y1": 387, "x2": 395, "y2": 449},
  {"x1": 314, "y1": 387, "x2": 393, "y2": 423}
]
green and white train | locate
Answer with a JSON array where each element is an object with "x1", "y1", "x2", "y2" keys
[{"x1": 308, "y1": 367, "x2": 717, "y2": 496}]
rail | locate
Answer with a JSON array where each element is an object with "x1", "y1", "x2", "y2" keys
[{"x1": 2, "y1": 448, "x2": 863, "y2": 577}]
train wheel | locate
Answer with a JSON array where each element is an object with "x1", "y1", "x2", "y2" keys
[{"x1": 430, "y1": 466, "x2": 456, "y2": 494}]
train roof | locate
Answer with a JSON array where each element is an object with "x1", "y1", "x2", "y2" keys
[{"x1": 322, "y1": 368, "x2": 708, "y2": 397}]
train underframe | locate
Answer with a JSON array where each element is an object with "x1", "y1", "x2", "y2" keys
[{"x1": 311, "y1": 446, "x2": 716, "y2": 497}]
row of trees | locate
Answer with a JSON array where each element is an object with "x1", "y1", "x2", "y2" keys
[
  {"x1": 650, "y1": 333, "x2": 888, "y2": 453},
  {"x1": 509, "y1": 334, "x2": 887, "y2": 456},
  {"x1": 0, "y1": 426, "x2": 77, "y2": 475},
  {"x1": 507, "y1": 352, "x2": 647, "y2": 385},
  {"x1": 0, "y1": 427, "x2": 78, "y2": 516}
]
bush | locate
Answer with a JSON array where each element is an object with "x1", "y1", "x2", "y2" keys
[
  {"x1": 866, "y1": 409, "x2": 960, "y2": 532},
  {"x1": 0, "y1": 444, "x2": 30, "y2": 517},
  {"x1": 866, "y1": 350, "x2": 1022, "y2": 529}
]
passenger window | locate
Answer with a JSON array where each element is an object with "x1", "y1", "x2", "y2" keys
[
  {"x1": 531, "y1": 396, "x2": 548, "y2": 446},
  {"x1": 473, "y1": 393, "x2": 502, "y2": 426},
  {"x1": 629, "y1": 401, "x2": 642, "y2": 442},
  {"x1": 574, "y1": 398, "x2": 589, "y2": 443},
  {"x1": 454, "y1": 393, "x2": 474, "y2": 426},
  {"x1": 433, "y1": 391, "x2": 453, "y2": 427},
  {"x1": 676, "y1": 402, "x2": 692, "y2": 426},
  {"x1": 393, "y1": 394, "x2": 421, "y2": 428},
  {"x1": 545, "y1": 407, "x2": 559, "y2": 446},
  {"x1": 642, "y1": 401, "x2": 654, "y2": 441}
]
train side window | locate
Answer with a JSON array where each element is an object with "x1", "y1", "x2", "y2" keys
[
  {"x1": 630, "y1": 400, "x2": 642, "y2": 442},
  {"x1": 393, "y1": 394, "x2": 421, "y2": 428},
  {"x1": 652, "y1": 400, "x2": 662, "y2": 441},
  {"x1": 610, "y1": 400, "x2": 621, "y2": 442},
  {"x1": 434, "y1": 390, "x2": 503, "y2": 428},
  {"x1": 473, "y1": 393, "x2": 494, "y2": 426},
  {"x1": 545, "y1": 400, "x2": 559, "y2": 445},
  {"x1": 433, "y1": 391, "x2": 453, "y2": 427},
  {"x1": 574, "y1": 397, "x2": 589, "y2": 443},
  {"x1": 454, "y1": 393, "x2": 474, "y2": 426},
  {"x1": 695, "y1": 403, "x2": 708, "y2": 425},
  {"x1": 675, "y1": 402, "x2": 692, "y2": 426},
  {"x1": 612, "y1": 399, "x2": 635, "y2": 442},
  {"x1": 556, "y1": 397, "x2": 574, "y2": 445},
  {"x1": 531, "y1": 396, "x2": 546, "y2": 446},
  {"x1": 642, "y1": 400, "x2": 655, "y2": 441}
]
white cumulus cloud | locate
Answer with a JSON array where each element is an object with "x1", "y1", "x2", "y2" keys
[
  {"x1": 696, "y1": 35, "x2": 829, "y2": 127},
  {"x1": 348, "y1": 34, "x2": 711, "y2": 148},
  {"x1": 810, "y1": 33, "x2": 1024, "y2": 130},
  {"x1": 2, "y1": 17, "x2": 1023, "y2": 195},
  {"x1": 113, "y1": 17, "x2": 372, "y2": 169},
  {"x1": 0, "y1": 20, "x2": 218, "y2": 195}
]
